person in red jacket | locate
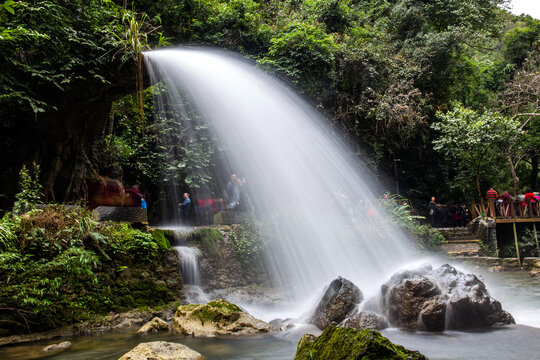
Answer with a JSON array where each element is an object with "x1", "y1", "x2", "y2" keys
[{"x1": 486, "y1": 187, "x2": 498, "y2": 200}]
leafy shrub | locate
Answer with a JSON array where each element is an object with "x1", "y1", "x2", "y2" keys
[
  {"x1": 151, "y1": 229, "x2": 171, "y2": 250},
  {"x1": 230, "y1": 217, "x2": 268, "y2": 266},
  {"x1": 123, "y1": 230, "x2": 159, "y2": 263},
  {"x1": 382, "y1": 195, "x2": 445, "y2": 252},
  {"x1": 258, "y1": 21, "x2": 337, "y2": 93},
  {"x1": 13, "y1": 163, "x2": 43, "y2": 215},
  {"x1": 0, "y1": 208, "x2": 177, "y2": 334}
]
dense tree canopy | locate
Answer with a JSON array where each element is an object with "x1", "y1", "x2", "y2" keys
[{"x1": 1, "y1": 0, "x2": 540, "y2": 215}]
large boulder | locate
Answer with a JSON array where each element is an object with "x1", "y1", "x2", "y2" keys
[
  {"x1": 294, "y1": 324, "x2": 427, "y2": 360},
  {"x1": 310, "y1": 277, "x2": 363, "y2": 329},
  {"x1": 381, "y1": 264, "x2": 515, "y2": 331},
  {"x1": 172, "y1": 299, "x2": 274, "y2": 336},
  {"x1": 342, "y1": 311, "x2": 388, "y2": 330},
  {"x1": 119, "y1": 341, "x2": 205, "y2": 360}
]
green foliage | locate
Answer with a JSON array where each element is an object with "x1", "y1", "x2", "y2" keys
[
  {"x1": 151, "y1": 229, "x2": 171, "y2": 250},
  {"x1": 0, "y1": 212, "x2": 17, "y2": 251},
  {"x1": 0, "y1": 207, "x2": 177, "y2": 334},
  {"x1": 382, "y1": 195, "x2": 445, "y2": 252},
  {"x1": 13, "y1": 163, "x2": 43, "y2": 215},
  {"x1": 0, "y1": 0, "x2": 126, "y2": 115},
  {"x1": 230, "y1": 217, "x2": 268, "y2": 265},
  {"x1": 259, "y1": 21, "x2": 337, "y2": 93},
  {"x1": 122, "y1": 229, "x2": 159, "y2": 263},
  {"x1": 501, "y1": 227, "x2": 540, "y2": 258},
  {"x1": 188, "y1": 227, "x2": 224, "y2": 257},
  {"x1": 432, "y1": 105, "x2": 524, "y2": 199}
]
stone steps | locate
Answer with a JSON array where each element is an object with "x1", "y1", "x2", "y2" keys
[
  {"x1": 438, "y1": 227, "x2": 482, "y2": 257},
  {"x1": 443, "y1": 239, "x2": 482, "y2": 244}
]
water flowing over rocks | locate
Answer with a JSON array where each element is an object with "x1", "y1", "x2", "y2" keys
[
  {"x1": 294, "y1": 324, "x2": 427, "y2": 360},
  {"x1": 138, "y1": 317, "x2": 170, "y2": 334},
  {"x1": 381, "y1": 264, "x2": 515, "y2": 331},
  {"x1": 119, "y1": 341, "x2": 205, "y2": 360},
  {"x1": 342, "y1": 311, "x2": 389, "y2": 330},
  {"x1": 309, "y1": 276, "x2": 363, "y2": 329},
  {"x1": 172, "y1": 299, "x2": 275, "y2": 336}
]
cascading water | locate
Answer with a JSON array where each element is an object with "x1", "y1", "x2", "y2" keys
[
  {"x1": 144, "y1": 47, "x2": 415, "y2": 311},
  {"x1": 174, "y1": 245, "x2": 202, "y2": 286}
]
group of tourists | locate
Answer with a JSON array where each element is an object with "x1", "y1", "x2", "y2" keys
[
  {"x1": 177, "y1": 173, "x2": 252, "y2": 225},
  {"x1": 484, "y1": 187, "x2": 539, "y2": 217},
  {"x1": 428, "y1": 197, "x2": 469, "y2": 228},
  {"x1": 427, "y1": 186, "x2": 540, "y2": 228}
]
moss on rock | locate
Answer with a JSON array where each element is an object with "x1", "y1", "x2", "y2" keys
[
  {"x1": 295, "y1": 324, "x2": 428, "y2": 360},
  {"x1": 176, "y1": 299, "x2": 242, "y2": 325},
  {"x1": 188, "y1": 228, "x2": 224, "y2": 257},
  {"x1": 173, "y1": 299, "x2": 273, "y2": 336}
]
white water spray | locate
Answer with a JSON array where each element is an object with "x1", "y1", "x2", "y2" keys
[{"x1": 144, "y1": 48, "x2": 416, "y2": 308}]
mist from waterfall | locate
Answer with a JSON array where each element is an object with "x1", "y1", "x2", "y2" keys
[{"x1": 144, "y1": 47, "x2": 416, "y2": 310}]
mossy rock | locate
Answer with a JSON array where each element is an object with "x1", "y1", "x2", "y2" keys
[
  {"x1": 173, "y1": 299, "x2": 273, "y2": 336},
  {"x1": 176, "y1": 299, "x2": 242, "y2": 325},
  {"x1": 187, "y1": 228, "x2": 224, "y2": 257},
  {"x1": 295, "y1": 324, "x2": 428, "y2": 360}
]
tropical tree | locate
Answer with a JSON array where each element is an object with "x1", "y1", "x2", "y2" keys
[{"x1": 432, "y1": 105, "x2": 524, "y2": 199}]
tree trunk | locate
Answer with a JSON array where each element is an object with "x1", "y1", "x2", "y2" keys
[
  {"x1": 531, "y1": 154, "x2": 538, "y2": 191},
  {"x1": 476, "y1": 172, "x2": 482, "y2": 201},
  {"x1": 506, "y1": 153, "x2": 520, "y2": 196}
]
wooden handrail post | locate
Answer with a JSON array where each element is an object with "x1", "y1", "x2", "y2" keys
[
  {"x1": 534, "y1": 223, "x2": 540, "y2": 257},
  {"x1": 489, "y1": 199, "x2": 496, "y2": 219},
  {"x1": 513, "y1": 222, "x2": 521, "y2": 265}
]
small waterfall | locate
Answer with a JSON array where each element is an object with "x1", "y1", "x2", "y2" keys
[{"x1": 174, "y1": 245, "x2": 202, "y2": 286}]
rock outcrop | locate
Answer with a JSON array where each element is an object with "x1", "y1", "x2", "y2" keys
[
  {"x1": 119, "y1": 341, "x2": 205, "y2": 360},
  {"x1": 43, "y1": 341, "x2": 71, "y2": 352},
  {"x1": 381, "y1": 264, "x2": 515, "y2": 331},
  {"x1": 530, "y1": 260, "x2": 540, "y2": 278},
  {"x1": 172, "y1": 299, "x2": 274, "y2": 336},
  {"x1": 343, "y1": 311, "x2": 388, "y2": 330},
  {"x1": 294, "y1": 324, "x2": 427, "y2": 360},
  {"x1": 310, "y1": 277, "x2": 363, "y2": 329},
  {"x1": 138, "y1": 317, "x2": 170, "y2": 334}
]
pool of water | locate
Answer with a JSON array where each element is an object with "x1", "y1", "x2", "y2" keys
[{"x1": 1, "y1": 271, "x2": 538, "y2": 360}]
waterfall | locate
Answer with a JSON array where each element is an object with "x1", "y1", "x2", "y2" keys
[
  {"x1": 174, "y1": 245, "x2": 202, "y2": 286},
  {"x1": 144, "y1": 48, "x2": 416, "y2": 309}
]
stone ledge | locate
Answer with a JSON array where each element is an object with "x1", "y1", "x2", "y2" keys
[
  {"x1": 92, "y1": 206, "x2": 147, "y2": 223},
  {"x1": 450, "y1": 256, "x2": 540, "y2": 271}
]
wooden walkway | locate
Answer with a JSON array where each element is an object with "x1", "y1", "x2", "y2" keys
[
  {"x1": 470, "y1": 199, "x2": 540, "y2": 263},
  {"x1": 470, "y1": 199, "x2": 540, "y2": 223}
]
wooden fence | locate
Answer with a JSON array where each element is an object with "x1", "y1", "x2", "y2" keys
[{"x1": 470, "y1": 199, "x2": 540, "y2": 223}]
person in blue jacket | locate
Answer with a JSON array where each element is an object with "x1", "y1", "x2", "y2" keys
[{"x1": 179, "y1": 193, "x2": 191, "y2": 224}]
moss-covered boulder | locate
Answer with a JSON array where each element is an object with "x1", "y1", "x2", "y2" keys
[
  {"x1": 295, "y1": 324, "x2": 428, "y2": 360},
  {"x1": 172, "y1": 299, "x2": 274, "y2": 336}
]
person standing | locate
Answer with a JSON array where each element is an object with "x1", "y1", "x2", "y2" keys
[
  {"x1": 225, "y1": 174, "x2": 241, "y2": 210},
  {"x1": 428, "y1": 197, "x2": 438, "y2": 227},
  {"x1": 179, "y1": 193, "x2": 191, "y2": 224},
  {"x1": 486, "y1": 187, "x2": 498, "y2": 217}
]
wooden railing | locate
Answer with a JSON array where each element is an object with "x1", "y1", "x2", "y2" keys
[{"x1": 470, "y1": 199, "x2": 540, "y2": 221}]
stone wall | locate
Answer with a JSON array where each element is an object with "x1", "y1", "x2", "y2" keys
[{"x1": 469, "y1": 216, "x2": 497, "y2": 256}]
